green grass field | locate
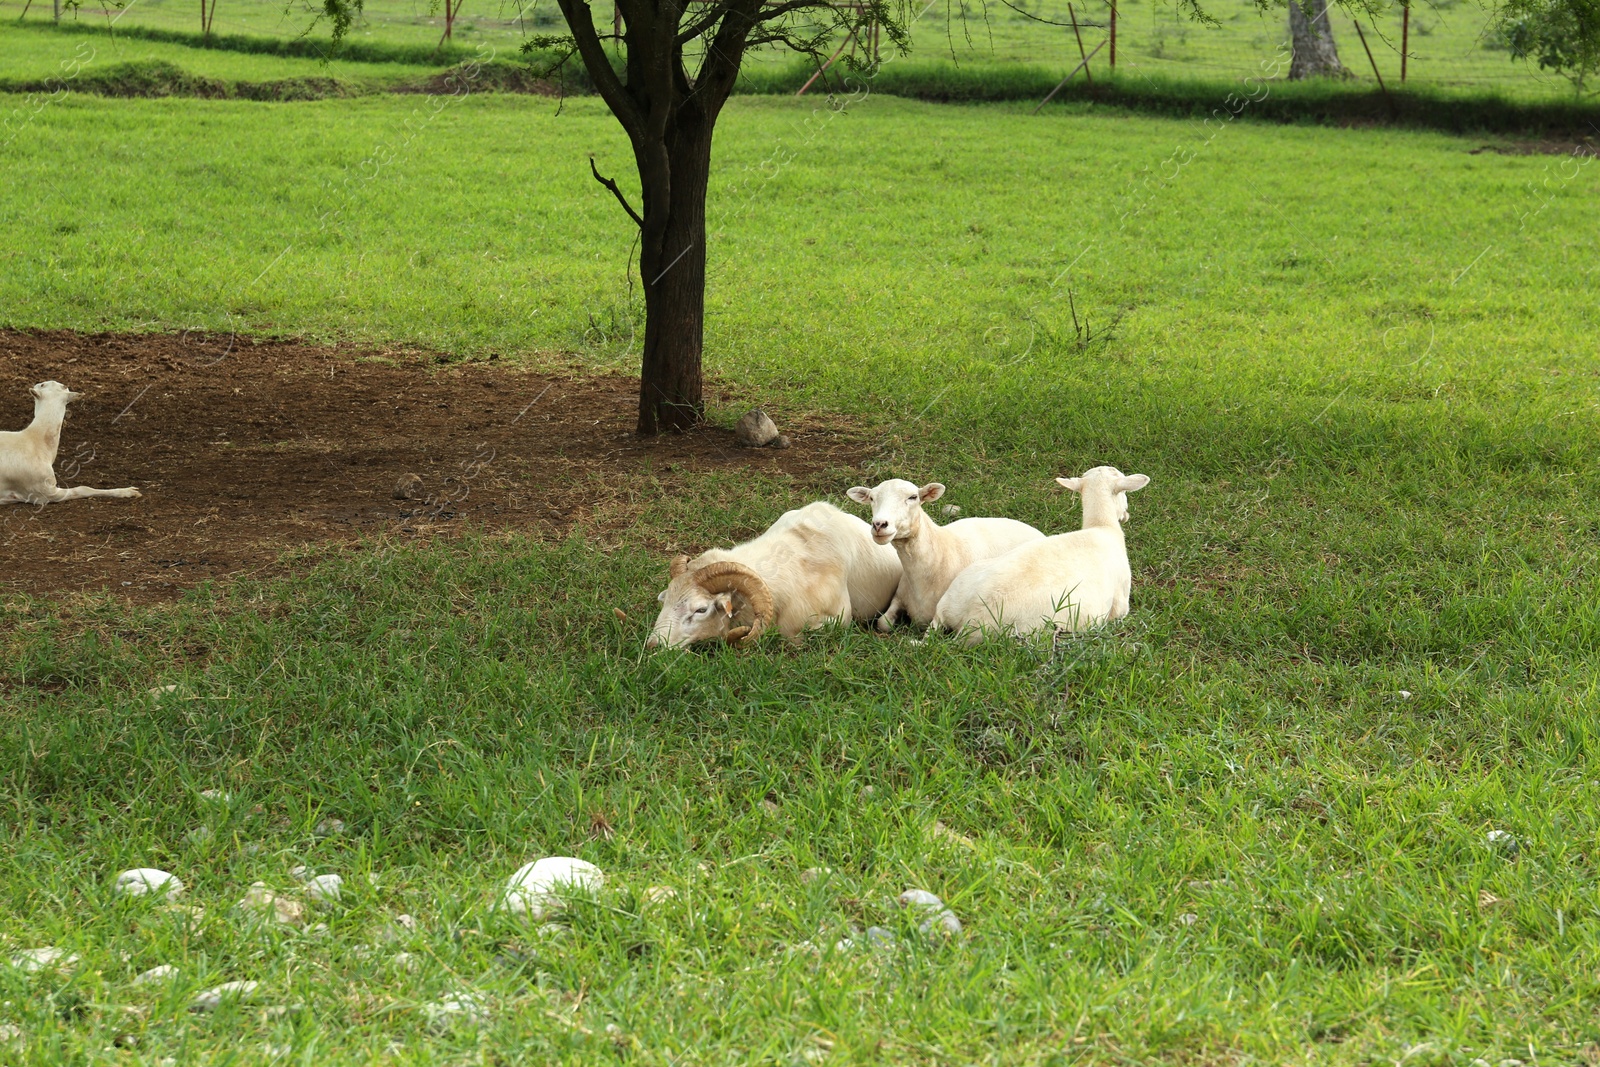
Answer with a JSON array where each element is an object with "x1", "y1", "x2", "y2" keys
[
  {"x1": 0, "y1": 0, "x2": 1582, "y2": 100},
  {"x1": 3, "y1": 81, "x2": 1600, "y2": 1066}
]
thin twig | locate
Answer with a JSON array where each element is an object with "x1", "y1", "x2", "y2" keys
[{"x1": 589, "y1": 156, "x2": 643, "y2": 228}]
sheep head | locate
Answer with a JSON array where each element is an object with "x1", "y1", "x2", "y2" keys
[
  {"x1": 646, "y1": 559, "x2": 776, "y2": 650},
  {"x1": 30, "y1": 381, "x2": 82, "y2": 405},
  {"x1": 1056, "y1": 466, "x2": 1149, "y2": 526},
  {"x1": 845, "y1": 479, "x2": 945, "y2": 545}
]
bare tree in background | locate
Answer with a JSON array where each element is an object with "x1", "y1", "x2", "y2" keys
[{"x1": 1289, "y1": 0, "x2": 1348, "y2": 77}]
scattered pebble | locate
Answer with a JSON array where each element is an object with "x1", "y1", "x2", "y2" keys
[
  {"x1": 393, "y1": 473, "x2": 425, "y2": 500},
  {"x1": 259, "y1": 1004, "x2": 302, "y2": 1021},
  {"x1": 859, "y1": 785, "x2": 874, "y2": 797},
  {"x1": 189, "y1": 980, "x2": 260, "y2": 1013},
  {"x1": 864, "y1": 926, "x2": 897, "y2": 949},
  {"x1": 305, "y1": 923, "x2": 330, "y2": 937},
  {"x1": 236, "y1": 883, "x2": 305, "y2": 926},
  {"x1": 132, "y1": 965, "x2": 179, "y2": 986},
  {"x1": 760, "y1": 798, "x2": 781, "y2": 815},
  {"x1": 262, "y1": 1044, "x2": 292, "y2": 1059},
  {"x1": 162, "y1": 904, "x2": 206, "y2": 926},
  {"x1": 502, "y1": 857, "x2": 604, "y2": 919},
  {"x1": 148, "y1": 684, "x2": 181, "y2": 698},
  {"x1": 10, "y1": 947, "x2": 79, "y2": 974},
  {"x1": 1486, "y1": 830, "x2": 1521, "y2": 857},
  {"x1": 186, "y1": 826, "x2": 215, "y2": 847},
  {"x1": 897, "y1": 888, "x2": 964, "y2": 937},
  {"x1": 1175, "y1": 912, "x2": 1199, "y2": 927},
  {"x1": 642, "y1": 885, "x2": 677, "y2": 905},
  {"x1": 535, "y1": 923, "x2": 569, "y2": 939},
  {"x1": 115, "y1": 868, "x2": 184, "y2": 901},
  {"x1": 115, "y1": 1032, "x2": 140, "y2": 1049},
  {"x1": 733, "y1": 408, "x2": 781, "y2": 448},
  {"x1": 1397, "y1": 690, "x2": 1413, "y2": 700},
  {"x1": 424, "y1": 991, "x2": 488, "y2": 1031},
  {"x1": 305, "y1": 874, "x2": 344, "y2": 903},
  {"x1": 241, "y1": 843, "x2": 265, "y2": 858},
  {"x1": 0, "y1": 1024, "x2": 20, "y2": 1042},
  {"x1": 390, "y1": 952, "x2": 419, "y2": 972},
  {"x1": 939, "y1": 504, "x2": 962, "y2": 517},
  {"x1": 198, "y1": 789, "x2": 230, "y2": 803},
  {"x1": 930, "y1": 821, "x2": 975, "y2": 848},
  {"x1": 313, "y1": 818, "x2": 346, "y2": 838},
  {"x1": 801, "y1": 866, "x2": 833, "y2": 885},
  {"x1": 394, "y1": 913, "x2": 417, "y2": 931},
  {"x1": 366, "y1": 873, "x2": 381, "y2": 889},
  {"x1": 289, "y1": 866, "x2": 314, "y2": 883}
]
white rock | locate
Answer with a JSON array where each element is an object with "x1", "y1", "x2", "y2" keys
[
  {"x1": 939, "y1": 504, "x2": 962, "y2": 517},
  {"x1": 132, "y1": 964, "x2": 179, "y2": 986},
  {"x1": 897, "y1": 888, "x2": 963, "y2": 937},
  {"x1": 502, "y1": 857, "x2": 604, "y2": 919},
  {"x1": 1486, "y1": 830, "x2": 1521, "y2": 855},
  {"x1": 236, "y1": 882, "x2": 304, "y2": 926},
  {"x1": 305, "y1": 874, "x2": 343, "y2": 903},
  {"x1": 390, "y1": 952, "x2": 419, "y2": 972},
  {"x1": 395, "y1": 913, "x2": 417, "y2": 930},
  {"x1": 198, "y1": 789, "x2": 230, "y2": 803},
  {"x1": 304, "y1": 923, "x2": 329, "y2": 937},
  {"x1": 366, "y1": 873, "x2": 381, "y2": 889},
  {"x1": 0, "y1": 1024, "x2": 19, "y2": 1042},
  {"x1": 1175, "y1": 912, "x2": 1199, "y2": 927},
  {"x1": 535, "y1": 923, "x2": 569, "y2": 940},
  {"x1": 864, "y1": 926, "x2": 897, "y2": 949},
  {"x1": 1397, "y1": 690, "x2": 1413, "y2": 700},
  {"x1": 289, "y1": 865, "x2": 314, "y2": 883},
  {"x1": 115, "y1": 869, "x2": 184, "y2": 901},
  {"x1": 149, "y1": 684, "x2": 180, "y2": 698},
  {"x1": 642, "y1": 885, "x2": 677, "y2": 905},
  {"x1": 801, "y1": 866, "x2": 833, "y2": 885},
  {"x1": 313, "y1": 818, "x2": 346, "y2": 838},
  {"x1": 424, "y1": 991, "x2": 488, "y2": 1031},
  {"x1": 189, "y1": 980, "x2": 260, "y2": 1012},
  {"x1": 10, "y1": 947, "x2": 79, "y2": 973}
]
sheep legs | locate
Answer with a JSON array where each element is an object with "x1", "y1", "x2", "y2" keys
[{"x1": 0, "y1": 485, "x2": 141, "y2": 505}]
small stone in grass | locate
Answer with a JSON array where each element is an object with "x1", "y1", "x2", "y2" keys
[
  {"x1": 114, "y1": 1032, "x2": 139, "y2": 1049},
  {"x1": 148, "y1": 684, "x2": 181, "y2": 699},
  {"x1": 801, "y1": 866, "x2": 833, "y2": 885},
  {"x1": 760, "y1": 798, "x2": 781, "y2": 814},
  {"x1": 424, "y1": 991, "x2": 488, "y2": 1031},
  {"x1": 502, "y1": 857, "x2": 604, "y2": 919},
  {"x1": 734, "y1": 408, "x2": 780, "y2": 448},
  {"x1": 939, "y1": 504, "x2": 962, "y2": 517},
  {"x1": 305, "y1": 874, "x2": 343, "y2": 903},
  {"x1": 236, "y1": 883, "x2": 305, "y2": 926},
  {"x1": 897, "y1": 888, "x2": 964, "y2": 937},
  {"x1": 1397, "y1": 690, "x2": 1413, "y2": 700},
  {"x1": 535, "y1": 923, "x2": 569, "y2": 939},
  {"x1": 163, "y1": 904, "x2": 205, "y2": 926},
  {"x1": 289, "y1": 866, "x2": 313, "y2": 883},
  {"x1": 930, "y1": 821, "x2": 975, "y2": 848},
  {"x1": 115, "y1": 868, "x2": 184, "y2": 901},
  {"x1": 132, "y1": 965, "x2": 179, "y2": 986},
  {"x1": 864, "y1": 926, "x2": 896, "y2": 949},
  {"x1": 313, "y1": 818, "x2": 346, "y2": 838},
  {"x1": 0, "y1": 1024, "x2": 20, "y2": 1042},
  {"x1": 1486, "y1": 830, "x2": 1521, "y2": 857},
  {"x1": 189, "y1": 980, "x2": 260, "y2": 1013},
  {"x1": 642, "y1": 885, "x2": 677, "y2": 904},
  {"x1": 186, "y1": 826, "x2": 214, "y2": 847},
  {"x1": 1175, "y1": 912, "x2": 1198, "y2": 927},
  {"x1": 10, "y1": 947, "x2": 79, "y2": 974},
  {"x1": 394, "y1": 913, "x2": 417, "y2": 931},
  {"x1": 305, "y1": 923, "x2": 329, "y2": 937},
  {"x1": 198, "y1": 789, "x2": 229, "y2": 803},
  {"x1": 391, "y1": 952, "x2": 419, "y2": 972}
]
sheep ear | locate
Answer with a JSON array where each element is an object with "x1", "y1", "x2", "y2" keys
[
  {"x1": 1056, "y1": 477, "x2": 1083, "y2": 493},
  {"x1": 846, "y1": 487, "x2": 872, "y2": 505},
  {"x1": 1117, "y1": 474, "x2": 1150, "y2": 493},
  {"x1": 657, "y1": 590, "x2": 666, "y2": 603},
  {"x1": 919, "y1": 483, "x2": 945, "y2": 503}
]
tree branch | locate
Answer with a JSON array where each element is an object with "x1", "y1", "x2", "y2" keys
[
  {"x1": 590, "y1": 156, "x2": 645, "y2": 228},
  {"x1": 553, "y1": 0, "x2": 645, "y2": 142}
]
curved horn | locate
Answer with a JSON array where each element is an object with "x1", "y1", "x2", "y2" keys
[
  {"x1": 691, "y1": 561, "x2": 775, "y2": 647},
  {"x1": 669, "y1": 554, "x2": 691, "y2": 580}
]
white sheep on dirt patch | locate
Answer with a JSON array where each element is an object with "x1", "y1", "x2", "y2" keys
[
  {"x1": 0, "y1": 381, "x2": 140, "y2": 506},
  {"x1": 930, "y1": 466, "x2": 1149, "y2": 645},
  {"x1": 845, "y1": 479, "x2": 1043, "y2": 631},
  {"x1": 646, "y1": 501, "x2": 901, "y2": 649}
]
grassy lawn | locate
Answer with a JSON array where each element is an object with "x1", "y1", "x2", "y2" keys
[
  {"x1": 2, "y1": 90, "x2": 1600, "y2": 1063},
  {"x1": 1, "y1": 0, "x2": 1579, "y2": 100}
]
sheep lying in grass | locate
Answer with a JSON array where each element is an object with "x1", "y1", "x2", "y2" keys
[
  {"x1": 646, "y1": 501, "x2": 901, "y2": 649},
  {"x1": 0, "y1": 381, "x2": 141, "y2": 506},
  {"x1": 930, "y1": 466, "x2": 1149, "y2": 645},
  {"x1": 845, "y1": 479, "x2": 1043, "y2": 631}
]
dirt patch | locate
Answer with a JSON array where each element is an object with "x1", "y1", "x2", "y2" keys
[{"x1": 0, "y1": 330, "x2": 869, "y2": 603}]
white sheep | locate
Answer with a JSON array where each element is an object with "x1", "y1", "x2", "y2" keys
[
  {"x1": 930, "y1": 466, "x2": 1149, "y2": 644},
  {"x1": 844, "y1": 479, "x2": 1043, "y2": 631},
  {"x1": 0, "y1": 381, "x2": 140, "y2": 506},
  {"x1": 646, "y1": 501, "x2": 901, "y2": 649}
]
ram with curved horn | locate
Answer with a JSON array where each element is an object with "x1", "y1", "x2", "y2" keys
[{"x1": 646, "y1": 502, "x2": 901, "y2": 649}]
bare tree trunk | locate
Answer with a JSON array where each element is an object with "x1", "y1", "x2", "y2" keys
[
  {"x1": 636, "y1": 119, "x2": 711, "y2": 435},
  {"x1": 1289, "y1": 0, "x2": 1347, "y2": 79}
]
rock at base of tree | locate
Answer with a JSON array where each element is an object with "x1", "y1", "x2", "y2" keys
[
  {"x1": 734, "y1": 409, "x2": 780, "y2": 448},
  {"x1": 393, "y1": 473, "x2": 425, "y2": 500}
]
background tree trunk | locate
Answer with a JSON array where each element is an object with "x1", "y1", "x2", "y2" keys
[
  {"x1": 1289, "y1": 0, "x2": 1348, "y2": 78},
  {"x1": 635, "y1": 120, "x2": 712, "y2": 435}
]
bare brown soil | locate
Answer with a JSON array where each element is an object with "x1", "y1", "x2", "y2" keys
[{"x1": 0, "y1": 331, "x2": 870, "y2": 603}]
